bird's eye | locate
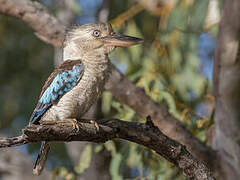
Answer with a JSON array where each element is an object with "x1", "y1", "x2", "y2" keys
[{"x1": 93, "y1": 30, "x2": 101, "y2": 37}]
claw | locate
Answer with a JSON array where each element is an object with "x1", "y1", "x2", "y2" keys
[
  {"x1": 90, "y1": 120, "x2": 99, "y2": 131},
  {"x1": 64, "y1": 118, "x2": 79, "y2": 132}
]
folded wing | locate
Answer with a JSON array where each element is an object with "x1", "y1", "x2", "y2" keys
[{"x1": 29, "y1": 60, "x2": 84, "y2": 124}]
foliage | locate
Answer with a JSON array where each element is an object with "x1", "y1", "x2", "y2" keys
[
  {"x1": 101, "y1": 0, "x2": 216, "y2": 179},
  {"x1": 74, "y1": 144, "x2": 92, "y2": 174}
]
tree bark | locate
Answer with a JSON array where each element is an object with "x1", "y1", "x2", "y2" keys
[{"x1": 213, "y1": 0, "x2": 240, "y2": 179}]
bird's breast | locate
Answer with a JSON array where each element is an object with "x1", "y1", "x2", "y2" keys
[{"x1": 43, "y1": 63, "x2": 110, "y2": 121}]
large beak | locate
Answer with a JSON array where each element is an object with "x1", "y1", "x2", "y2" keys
[{"x1": 102, "y1": 33, "x2": 144, "y2": 47}]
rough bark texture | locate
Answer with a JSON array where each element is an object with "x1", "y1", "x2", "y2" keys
[
  {"x1": 213, "y1": 0, "x2": 240, "y2": 179},
  {"x1": 0, "y1": 118, "x2": 215, "y2": 180},
  {"x1": 0, "y1": 0, "x2": 216, "y2": 170}
]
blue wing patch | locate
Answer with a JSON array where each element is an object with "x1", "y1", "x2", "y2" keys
[
  {"x1": 39, "y1": 65, "x2": 83, "y2": 104},
  {"x1": 29, "y1": 61, "x2": 84, "y2": 124}
]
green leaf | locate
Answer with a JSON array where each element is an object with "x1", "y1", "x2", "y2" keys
[
  {"x1": 53, "y1": 167, "x2": 75, "y2": 180},
  {"x1": 126, "y1": 144, "x2": 142, "y2": 168},
  {"x1": 190, "y1": 0, "x2": 209, "y2": 30},
  {"x1": 94, "y1": 144, "x2": 103, "y2": 153},
  {"x1": 104, "y1": 141, "x2": 116, "y2": 155},
  {"x1": 110, "y1": 153, "x2": 123, "y2": 180},
  {"x1": 74, "y1": 144, "x2": 92, "y2": 174},
  {"x1": 167, "y1": 6, "x2": 188, "y2": 31},
  {"x1": 58, "y1": 167, "x2": 69, "y2": 178}
]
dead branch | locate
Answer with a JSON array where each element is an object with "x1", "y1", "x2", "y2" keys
[{"x1": 0, "y1": 117, "x2": 215, "y2": 180}]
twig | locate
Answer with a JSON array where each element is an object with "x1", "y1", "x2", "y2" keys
[{"x1": 0, "y1": 135, "x2": 28, "y2": 148}]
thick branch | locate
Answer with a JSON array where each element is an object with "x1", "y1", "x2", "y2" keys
[
  {"x1": 212, "y1": 0, "x2": 240, "y2": 179},
  {"x1": 0, "y1": 0, "x2": 65, "y2": 47},
  {"x1": 0, "y1": 118, "x2": 215, "y2": 180},
  {"x1": 0, "y1": 0, "x2": 216, "y2": 170}
]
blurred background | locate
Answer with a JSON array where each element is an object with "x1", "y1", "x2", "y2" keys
[{"x1": 0, "y1": 0, "x2": 223, "y2": 179}]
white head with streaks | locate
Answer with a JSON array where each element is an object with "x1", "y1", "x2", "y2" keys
[{"x1": 63, "y1": 22, "x2": 143, "y2": 62}]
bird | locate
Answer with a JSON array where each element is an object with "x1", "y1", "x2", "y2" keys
[{"x1": 29, "y1": 22, "x2": 143, "y2": 175}]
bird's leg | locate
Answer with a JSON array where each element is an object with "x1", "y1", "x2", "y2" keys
[{"x1": 76, "y1": 118, "x2": 99, "y2": 131}]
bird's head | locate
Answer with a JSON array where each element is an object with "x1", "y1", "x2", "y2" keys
[{"x1": 63, "y1": 23, "x2": 143, "y2": 61}]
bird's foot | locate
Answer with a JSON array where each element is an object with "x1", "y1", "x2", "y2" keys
[
  {"x1": 64, "y1": 118, "x2": 80, "y2": 132},
  {"x1": 89, "y1": 120, "x2": 99, "y2": 131}
]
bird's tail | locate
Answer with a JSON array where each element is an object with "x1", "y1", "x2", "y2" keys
[{"x1": 33, "y1": 141, "x2": 51, "y2": 175}]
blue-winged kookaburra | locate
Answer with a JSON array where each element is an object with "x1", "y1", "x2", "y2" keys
[{"x1": 29, "y1": 23, "x2": 143, "y2": 175}]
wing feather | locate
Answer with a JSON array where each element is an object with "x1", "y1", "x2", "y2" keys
[{"x1": 29, "y1": 60, "x2": 84, "y2": 124}]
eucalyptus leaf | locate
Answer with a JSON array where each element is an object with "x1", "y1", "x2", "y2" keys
[
  {"x1": 110, "y1": 153, "x2": 123, "y2": 180},
  {"x1": 74, "y1": 144, "x2": 92, "y2": 174},
  {"x1": 167, "y1": 6, "x2": 188, "y2": 31},
  {"x1": 190, "y1": 0, "x2": 209, "y2": 31}
]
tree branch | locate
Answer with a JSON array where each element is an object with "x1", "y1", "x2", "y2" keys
[
  {"x1": 212, "y1": 0, "x2": 240, "y2": 179},
  {"x1": 0, "y1": 117, "x2": 215, "y2": 180},
  {"x1": 0, "y1": 0, "x2": 216, "y2": 171},
  {"x1": 0, "y1": 0, "x2": 65, "y2": 47}
]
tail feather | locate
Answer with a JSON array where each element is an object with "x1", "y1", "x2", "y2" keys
[{"x1": 33, "y1": 141, "x2": 50, "y2": 175}]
